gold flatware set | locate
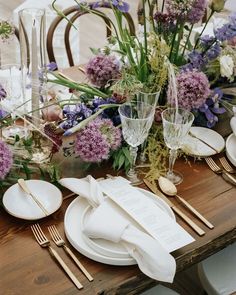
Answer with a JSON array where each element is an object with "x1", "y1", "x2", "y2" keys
[{"x1": 31, "y1": 224, "x2": 93, "y2": 290}]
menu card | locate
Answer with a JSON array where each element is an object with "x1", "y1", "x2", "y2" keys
[{"x1": 99, "y1": 177, "x2": 195, "y2": 253}]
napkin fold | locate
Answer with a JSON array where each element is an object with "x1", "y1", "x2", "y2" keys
[{"x1": 59, "y1": 176, "x2": 176, "y2": 283}]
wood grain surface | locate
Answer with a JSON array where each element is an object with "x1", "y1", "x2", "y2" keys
[{"x1": 0, "y1": 154, "x2": 236, "y2": 295}]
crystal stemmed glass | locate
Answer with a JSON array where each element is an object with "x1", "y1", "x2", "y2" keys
[
  {"x1": 136, "y1": 90, "x2": 160, "y2": 163},
  {"x1": 118, "y1": 102, "x2": 155, "y2": 184},
  {"x1": 161, "y1": 108, "x2": 194, "y2": 185}
]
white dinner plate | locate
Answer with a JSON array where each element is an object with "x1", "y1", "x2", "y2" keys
[
  {"x1": 3, "y1": 180, "x2": 63, "y2": 220},
  {"x1": 64, "y1": 188, "x2": 175, "y2": 266},
  {"x1": 226, "y1": 133, "x2": 236, "y2": 167},
  {"x1": 182, "y1": 127, "x2": 225, "y2": 157}
]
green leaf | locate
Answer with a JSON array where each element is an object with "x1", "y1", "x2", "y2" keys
[{"x1": 118, "y1": 153, "x2": 125, "y2": 170}]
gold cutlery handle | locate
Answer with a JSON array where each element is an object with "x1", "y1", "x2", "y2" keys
[
  {"x1": 48, "y1": 246, "x2": 83, "y2": 289},
  {"x1": 223, "y1": 171, "x2": 236, "y2": 185},
  {"x1": 63, "y1": 245, "x2": 93, "y2": 282},
  {"x1": 18, "y1": 179, "x2": 49, "y2": 216},
  {"x1": 175, "y1": 195, "x2": 214, "y2": 229},
  {"x1": 172, "y1": 206, "x2": 205, "y2": 236}
]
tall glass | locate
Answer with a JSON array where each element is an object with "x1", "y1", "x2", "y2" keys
[
  {"x1": 19, "y1": 8, "x2": 46, "y2": 127},
  {"x1": 162, "y1": 108, "x2": 194, "y2": 185},
  {"x1": 118, "y1": 102, "x2": 155, "y2": 184}
]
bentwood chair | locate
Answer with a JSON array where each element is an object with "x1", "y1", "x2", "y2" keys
[{"x1": 47, "y1": 3, "x2": 135, "y2": 68}]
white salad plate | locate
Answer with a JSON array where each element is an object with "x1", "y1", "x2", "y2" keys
[
  {"x1": 64, "y1": 188, "x2": 175, "y2": 266},
  {"x1": 226, "y1": 133, "x2": 236, "y2": 167},
  {"x1": 3, "y1": 180, "x2": 63, "y2": 220},
  {"x1": 182, "y1": 127, "x2": 225, "y2": 157}
]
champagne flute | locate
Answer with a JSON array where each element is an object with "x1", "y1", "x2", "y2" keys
[
  {"x1": 118, "y1": 102, "x2": 155, "y2": 184},
  {"x1": 162, "y1": 108, "x2": 194, "y2": 185}
]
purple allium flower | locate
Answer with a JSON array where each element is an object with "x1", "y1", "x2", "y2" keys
[
  {"x1": 74, "y1": 117, "x2": 121, "y2": 162},
  {"x1": 166, "y1": 0, "x2": 194, "y2": 20},
  {"x1": 86, "y1": 54, "x2": 120, "y2": 88},
  {"x1": 154, "y1": 12, "x2": 176, "y2": 33},
  {"x1": 168, "y1": 70, "x2": 211, "y2": 111},
  {"x1": 214, "y1": 13, "x2": 236, "y2": 42},
  {"x1": 0, "y1": 140, "x2": 13, "y2": 179},
  {"x1": 112, "y1": 0, "x2": 129, "y2": 12},
  {"x1": 187, "y1": 0, "x2": 207, "y2": 24}
]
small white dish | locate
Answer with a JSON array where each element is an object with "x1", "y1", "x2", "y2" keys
[
  {"x1": 64, "y1": 188, "x2": 175, "y2": 266},
  {"x1": 3, "y1": 180, "x2": 63, "y2": 220},
  {"x1": 182, "y1": 127, "x2": 225, "y2": 157},
  {"x1": 226, "y1": 133, "x2": 236, "y2": 167}
]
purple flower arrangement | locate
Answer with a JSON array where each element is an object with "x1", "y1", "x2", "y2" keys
[
  {"x1": 168, "y1": 70, "x2": 211, "y2": 111},
  {"x1": 46, "y1": 0, "x2": 236, "y2": 169},
  {"x1": 86, "y1": 54, "x2": 120, "y2": 88},
  {"x1": 74, "y1": 117, "x2": 121, "y2": 162},
  {"x1": 0, "y1": 140, "x2": 13, "y2": 179}
]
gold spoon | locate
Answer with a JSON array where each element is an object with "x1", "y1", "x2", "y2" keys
[{"x1": 158, "y1": 176, "x2": 214, "y2": 229}]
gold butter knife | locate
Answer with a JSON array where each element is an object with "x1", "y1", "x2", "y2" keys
[
  {"x1": 189, "y1": 131, "x2": 219, "y2": 154},
  {"x1": 143, "y1": 179, "x2": 205, "y2": 236},
  {"x1": 18, "y1": 179, "x2": 49, "y2": 216}
]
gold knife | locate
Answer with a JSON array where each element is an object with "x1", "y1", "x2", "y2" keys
[
  {"x1": 189, "y1": 131, "x2": 219, "y2": 154},
  {"x1": 143, "y1": 179, "x2": 205, "y2": 236}
]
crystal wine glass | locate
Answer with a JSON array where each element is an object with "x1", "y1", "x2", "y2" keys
[
  {"x1": 118, "y1": 102, "x2": 155, "y2": 184},
  {"x1": 161, "y1": 108, "x2": 194, "y2": 185},
  {"x1": 136, "y1": 90, "x2": 160, "y2": 163}
]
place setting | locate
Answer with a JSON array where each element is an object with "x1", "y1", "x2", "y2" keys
[{"x1": 1, "y1": 0, "x2": 236, "y2": 294}]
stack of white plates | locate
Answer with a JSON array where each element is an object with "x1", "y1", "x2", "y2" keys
[
  {"x1": 226, "y1": 133, "x2": 236, "y2": 167},
  {"x1": 64, "y1": 188, "x2": 175, "y2": 266}
]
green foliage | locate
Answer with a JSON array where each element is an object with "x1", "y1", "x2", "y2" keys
[{"x1": 111, "y1": 145, "x2": 132, "y2": 173}]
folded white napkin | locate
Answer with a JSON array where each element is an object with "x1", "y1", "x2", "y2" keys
[{"x1": 59, "y1": 176, "x2": 176, "y2": 283}]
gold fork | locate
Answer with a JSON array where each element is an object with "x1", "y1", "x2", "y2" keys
[
  {"x1": 48, "y1": 225, "x2": 93, "y2": 282},
  {"x1": 205, "y1": 157, "x2": 236, "y2": 185},
  {"x1": 31, "y1": 224, "x2": 83, "y2": 290},
  {"x1": 219, "y1": 157, "x2": 236, "y2": 174}
]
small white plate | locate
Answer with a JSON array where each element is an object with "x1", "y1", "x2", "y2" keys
[
  {"x1": 64, "y1": 188, "x2": 175, "y2": 266},
  {"x1": 182, "y1": 127, "x2": 225, "y2": 157},
  {"x1": 226, "y1": 133, "x2": 236, "y2": 167},
  {"x1": 3, "y1": 180, "x2": 63, "y2": 220}
]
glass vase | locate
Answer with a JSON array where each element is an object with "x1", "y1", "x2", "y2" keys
[{"x1": 19, "y1": 8, "x2": 47, "y2": 128}]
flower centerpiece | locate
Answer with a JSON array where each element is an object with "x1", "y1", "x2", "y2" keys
[{"x1": 0, "y1": 0, "x2": 236, "y2": 190}]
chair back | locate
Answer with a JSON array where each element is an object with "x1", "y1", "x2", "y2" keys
[{"x1": 47, "y1": 3, "x2": 135, "y2": 68}]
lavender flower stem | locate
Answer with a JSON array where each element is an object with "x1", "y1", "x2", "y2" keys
[
  {"x1": 142, "y1": 0, "x2": 148, "y2": 61},
  {"x1": 194, "y1": 10, "x2": 214, "y2": 49},
  {"x1": 181, "y1": 24, "x2": 194, "y2": 59},
  {"x1": 169, "y1": 19, "x2": 180, "y2": 62},
  {"x1": 161, "y1": 0, "x2": 166, "y2": 12}
]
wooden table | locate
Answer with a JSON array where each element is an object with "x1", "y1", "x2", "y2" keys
[{"x1": 0, "y1": 155, "x2": 236, "y2": 295}]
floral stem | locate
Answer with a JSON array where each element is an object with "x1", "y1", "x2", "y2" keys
[
  {"x1": 194, "y1": 10, "x2": 214, "y2": 49},
  {"x1": 161, "y1": 0, "x2": 166, "y2": 12},
  {"x1": 169, "y1": 19, "x2": 180, "y2": 62},
  {"x1": 173, "y1": 23, "x2": 184, "y2": 63},
  {"x1": 142, "y1": 0, "x2": 148, "y2": 62},
  {"x1": 181, "y1": 23, "x2": 194, "y2": 59}
]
